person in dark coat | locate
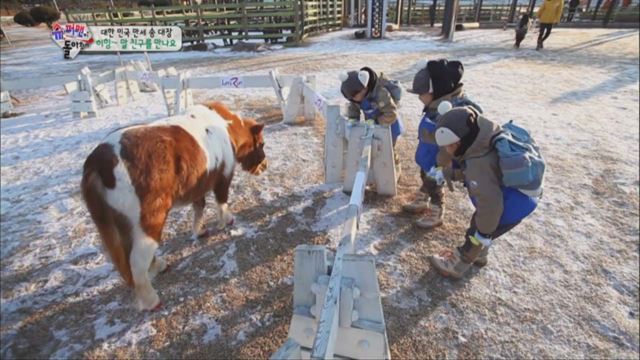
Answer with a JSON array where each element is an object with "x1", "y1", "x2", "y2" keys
[
  {"x1": 515, "y1": 13, "x2": 531, "y2": 48},
  {"x1": 567, "y1": 0, "x2": 580, "y2": 22}
]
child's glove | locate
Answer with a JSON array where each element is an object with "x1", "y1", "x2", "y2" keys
[
  {"x1": 426, "y1": 166, "x2": 445, "y2": 186},
  {"x1": 470, "y1": 231, "x2": 492, "y2": 247},
  {"x1": 364, "y1": 119, "x2": 375, "y2": 126}
]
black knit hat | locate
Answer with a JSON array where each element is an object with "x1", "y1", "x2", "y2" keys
[
  {"x1": 340, "y1": 67, "x2": 377, "y2": 100},
  {"x1": 409, "y1": 59, "x2": 464, "y2": 99}
]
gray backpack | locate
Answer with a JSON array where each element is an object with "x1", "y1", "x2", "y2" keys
[{"x1": 379, "y1": 76, "x2": 403, "y2": 103}]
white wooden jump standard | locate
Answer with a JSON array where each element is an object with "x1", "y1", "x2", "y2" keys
[{"x1": 273, "y1": 123, "x2": 391, "y2": 360}]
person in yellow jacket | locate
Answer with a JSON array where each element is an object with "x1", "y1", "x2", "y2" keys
[{"x1": 536, "y1": 0, "x2": 564, "y2": 50}]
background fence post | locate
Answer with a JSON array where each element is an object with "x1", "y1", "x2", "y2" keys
[{"x1": 603, "y1": 0, "x2": 619, "y2": 26}]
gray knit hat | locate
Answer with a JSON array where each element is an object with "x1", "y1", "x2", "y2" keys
[
  {"x1": 340, "y1": 70, "x2": 370, "y2": 99},
  {"x1": 407, "y1": 66, "x2": 432, "y2": 95},
  {"x1": 435, "y1": 107, "x2": 475, "y2": 146}
]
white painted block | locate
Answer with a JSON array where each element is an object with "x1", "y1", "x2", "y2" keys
[
  {"x1": 289, "y1": 314, "x2": 386, "y2": 359},
  {"x1": 283, "y1": 77, "x2": 304, "y2": 124},
  {"x1": 303, "y1": 76, "x2": 317, "y2": 121},
  {"x1": 271, "y1": 338, "x2": 302, "y2": 360},
  {"x1": 324, "y1": 105, "x2": 345, "y2": 184},
  {"x1": 293, "y1": 245, "x2": 329, "y2": 311},
  {"x1": 115, "y1": 67, "x2": 129, "y2": 105},
  {"x1": 371, "y1": 127, "x2": 397, "y2": 196}
]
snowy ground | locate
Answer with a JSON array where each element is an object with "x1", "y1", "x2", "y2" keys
[{"x1": 1, "y1": 24, "x2": 639, "y2": 359}]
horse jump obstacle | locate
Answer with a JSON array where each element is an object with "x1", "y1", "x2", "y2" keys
[
  {"x1": 159, "y1": 70, "x2": 302, "y2": 117},
  {"x1": 273, "y1": 123, "x2": 392, "y2": 359},
  {"x1": 273, "y1": 84, "x2": 396, "y2": 359},
  {"x1": 0, "y1": 61, "x2": 167, "y2": 119},
  {"x1": 64, "y1": 61, "x2": 165, "y2": 119}
]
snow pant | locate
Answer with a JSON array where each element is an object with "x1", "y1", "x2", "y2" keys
[
  {"x1": 420, "y1": 170, "x2": 445, "y2": 206},
  {"x1": 538, "y1": 23, "x2": 553, "y2": 44}
]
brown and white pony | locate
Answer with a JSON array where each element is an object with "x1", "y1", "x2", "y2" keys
[{"x1": 81, "y1": 102, "x2": 267, "y2": 310}]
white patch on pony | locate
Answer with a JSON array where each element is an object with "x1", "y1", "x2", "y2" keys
[
  {"x1": 129, "y1": 226, "x2": 159, "y2": 310},
  {"x1": 163, "y1": 105, "x2": 236, "y2": 177},
  {"x1": 103, "y1": 131, "x2": 142, "y2": 223},
  {"x1": 338, "y1": 72, "x2": 349, "y2": 82}
]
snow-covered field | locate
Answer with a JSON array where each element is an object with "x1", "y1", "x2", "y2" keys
[{"x1": 1, "y1": 24, "x2": 638, "y2": 359}]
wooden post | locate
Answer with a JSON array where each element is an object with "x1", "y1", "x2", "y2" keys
[
  {"x1": 294, "y1": 0, "x2": 301, "y2": 41},
  {"x1": 603, "y1": 0, "x2": 619, "y2": 26},
  {"x1": 441, "y1": 0, "x2": 449, "y2": 33},
  {"x1": 240, "y1": 0, "x2": 249, "y2": 41},
  {"x1": 196, "y1": 4, "x2": 205, "y2": 43},
  {"x1": 528, "y1": 0, "x2": 536, "y2": 16},
  {"x1": 592, "y1": 0, "x2": 603, "y2": 20},
  {"x1": 151, "y1": 4, "x2": 157, "y2": 25},
  {"x1": 508, "y1": 0, "x2": 518, "y2": 23},
  {"x1": 475, "y1": 0, "x2": 483, "y2": 22},
  {"x1": 442, "y1": 0, "x2": 454, "y2": 36}
]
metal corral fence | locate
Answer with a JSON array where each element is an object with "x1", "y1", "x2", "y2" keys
[
  {"x1": 386, "y1": 0, "x2": 640, "y2": 26},
  {"x1": 64, "y1": 0, "x2": 343, "y2": 45}
]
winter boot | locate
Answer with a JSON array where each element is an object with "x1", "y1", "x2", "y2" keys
[
  {"x1": 402, "y1": 194, "x2": 430, "y2": 214},
  {"x1": 415, "y1": 203, "x2": 444, "y2": 229},
  {"x1": 536, "y1": 40, "x2": 543, "y2": 50},
  {"x1": 473, "y1": 247, "x2": 489, "y2": 267},
  {"x1": 429, "y1": 241, "x2": 484, "y2": 279}
]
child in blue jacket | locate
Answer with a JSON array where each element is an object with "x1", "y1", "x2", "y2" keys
[{"x1": 403, "y1": 59, "x2": 483, "y2": 229}]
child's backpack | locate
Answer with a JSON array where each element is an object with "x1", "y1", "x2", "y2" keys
[
  {"x1": 491, "y1": 121, "x2": 545, "y2": 197},
  {"x1": 379, "y1": 75, "x2": 403, "y2": 103}
]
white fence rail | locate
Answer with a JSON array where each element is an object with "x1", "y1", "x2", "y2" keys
[{"x1": 160, "y1": 70, "x2": 302, "y2": 117}]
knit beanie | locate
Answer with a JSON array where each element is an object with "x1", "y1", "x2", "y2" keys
[
  {"x1": 340, "y1": 67, "x2": 377, "y2": 100},
  {"x1": 409, "y1": 59, "x2": 464, "y2": 99},
  {"x1": 435, "y1": 106, "x2": 481, "y2": 158}
]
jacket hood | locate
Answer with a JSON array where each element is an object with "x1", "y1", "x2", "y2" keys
[{"x1": 461, "y1": 113, "x2": 502, "y2": 161}]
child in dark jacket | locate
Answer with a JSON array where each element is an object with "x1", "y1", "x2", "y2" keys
[
  {"x1": 428, "y1": 107, "x2": 538, "y2": 278},
  {"x1": 340, "y1": 68, "x2": 404, "y2": 173},
  {"x1": 403, "y1": 59, "x2": 483, "y2": 229},
  {"x1": 340, "y1": 67, "x2": 404, "y2": 145},
  {"x1": 515, "y1": 13, "x2": 531, "y2": 48}
]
